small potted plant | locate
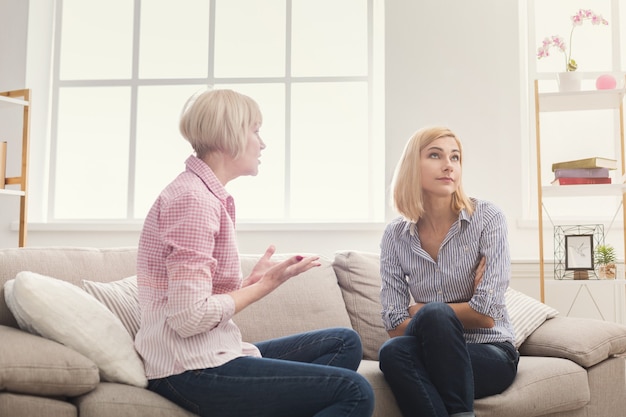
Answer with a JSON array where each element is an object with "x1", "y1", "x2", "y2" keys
[
  {"x1": 536, "y1": 9, "x2": 609, "y2": 91},
  {"x1": 594, "y1": 244, "x2": 616, "y2": 279}
]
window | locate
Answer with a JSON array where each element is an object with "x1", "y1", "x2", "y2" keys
[
  {"x1": 50, "y1": 0, "x2": 385, "y2": 223},
  {"x1": 527, "y1": 0, "x2": 624, "y2": 222}
]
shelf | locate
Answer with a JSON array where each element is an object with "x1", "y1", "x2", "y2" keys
[
  {"x1": 0, "y1": 89, "x2": 30, "y2": 247},
  {"x1": 539, "y1": 88, "x2": 626, "y2": 112},
  {"x1": 542, "y1": 183, "x2": 626, "y2": 197},
  {"x1": 0, "y1": 189, "x2": 25, "y2": 197},
  {"x1": 534, "y1": 79, "x2": 626, "y2": 306},
  {"x1": 0, "y1": 95, "x2": 29, "y2": 107}
]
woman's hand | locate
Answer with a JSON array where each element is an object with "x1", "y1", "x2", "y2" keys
[
  {"x1": 242, "y1": 245, "x2": 279, "y2": 287},
  {"x1": 257, "y1": 252, "x2": 321, "y2": 291},
  {"x1": 233, "y1": 246, "x2": 321, "y2": 313}
]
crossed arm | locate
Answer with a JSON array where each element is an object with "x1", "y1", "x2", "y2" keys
[{"x1": 387, "y1": 257, "x2": 494, "y2": 338}]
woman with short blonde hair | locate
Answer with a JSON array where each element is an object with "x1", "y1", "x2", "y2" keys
[{"x1": 136, "y1": 88, "x2": 374, "y2": 417}]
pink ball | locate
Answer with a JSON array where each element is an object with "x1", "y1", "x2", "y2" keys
[{"x1": 596, "y1": 74, "x2": 617, "y2": 90}]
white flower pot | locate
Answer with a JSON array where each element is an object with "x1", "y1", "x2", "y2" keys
[{"x1": 557, "y1": 71, "x2": 582, "y2": 92}]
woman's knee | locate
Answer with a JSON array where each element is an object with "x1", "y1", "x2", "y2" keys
[
  {"x1": 406, "y1": 302, "x2": 462, "y2": 338},
  {"x1": 378, "y1": 337, "x2": 414, "y2": 373},
  {"x1": 339, "y1": 371, "x2": 375, "y2": 415},
  {"x1": 337, "y1": 327, "x2": 362, "y2": 346}
]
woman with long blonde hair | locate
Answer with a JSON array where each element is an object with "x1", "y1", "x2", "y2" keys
[{"x1": 378, "y1": 126, "x2": 518, "y2": 417}]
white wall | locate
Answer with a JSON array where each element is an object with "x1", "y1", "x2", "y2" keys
[{"x1": 0, "y1": 0, "x2": 542, "y2": 297}]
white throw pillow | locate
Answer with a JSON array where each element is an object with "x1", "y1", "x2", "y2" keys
[
  {"x1": 6, "y1": 271, "x2": 147, "y2": 388},
  {"x1": 505, "y1": 287, "x2": 559, "y2": 348},
  {"x1": 4, "y1": 279, "x2": 40, "y2": 336},
  {"x1": 83, "y1": 276, "x2": 140, "y2": 339}
]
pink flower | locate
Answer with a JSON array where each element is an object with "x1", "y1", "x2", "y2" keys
[{"x1": 537, "y1": 9, "x2": 609, "y2": 71}]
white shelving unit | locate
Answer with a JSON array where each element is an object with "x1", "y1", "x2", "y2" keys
[
  {"x1": 534, "y1": 80, "x2": 626, "y2": 305},
  {"x1": 0, "y1": 89, "x2": 30, "y2": 247}
]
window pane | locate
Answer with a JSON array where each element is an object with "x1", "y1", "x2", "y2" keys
[
  {"x1": 139, "y1": 0, "x2": 210, "y2": 79},
  {"x1": 60, "y1": 0, "x2": 133, "y2": 80},
  {"x1": 134, "y1": 85, "x2": 205, "y2": 218},
  {"x1": 534, "y1": 0, "x2": 612, "y2": 73},
  {"x1": 292, "y1": 0, "x2": 367, "y2": 77},
  {"x1": 219, "y1": 84, "x2": 286, "y2": 220},
  {"x1": 54, "y1": 87, "x2": 130, "y2": 219},
  {"x1": 214, "y1": 0, "x2": 286, "y2": 78},
  {"x1": 50, "y1": 0, "x2": 383, "y2": 224},
  {"x1": 290, "y1": 82, "x2": 369, "y2": 220}
]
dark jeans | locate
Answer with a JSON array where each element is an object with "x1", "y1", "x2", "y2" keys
[
  {"x1": 379, "y1": 303, "x2": 519, "y2": 417},
  {"x1": 148, "y1": 327, "x2": 374, "y2": 417}
]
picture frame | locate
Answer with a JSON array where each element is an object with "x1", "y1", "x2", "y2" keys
[{"x1": 565, "y1": 234, "x2": 594, "y2": 270}]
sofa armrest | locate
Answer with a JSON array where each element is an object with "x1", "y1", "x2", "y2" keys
[
  {"x1": 0, "y1": 325, "x2": 99, "y2": 397},
  {"x1": 519, "y1": 316, "x2": 626, "y2": 368}
]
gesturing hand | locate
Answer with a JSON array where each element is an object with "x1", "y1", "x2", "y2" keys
[
  {"x1": 243, "y1": 245, "x2": 279, "y2": 287},
  {"x1": 243, "y1": 245, "x2": 321, "y2": 290},
  {"x1": 234, "y1": 246, "x2": 321, "y2": 313}
]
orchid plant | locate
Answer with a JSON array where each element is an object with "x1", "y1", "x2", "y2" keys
[{"x1": 537, "y1": 9, "x2": 609, "y2": 72}]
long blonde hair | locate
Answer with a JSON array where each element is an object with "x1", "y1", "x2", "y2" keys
[{"x1": 391, "y1": 126, "x2": 474, "y2": 222}]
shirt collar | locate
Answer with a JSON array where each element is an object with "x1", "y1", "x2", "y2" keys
[
  {"x1": 185, "y1": 154, "x2": 231, "y2": 202},
  {"x1": 406, "y1": 208, "x2": 471, "y2": 236}
]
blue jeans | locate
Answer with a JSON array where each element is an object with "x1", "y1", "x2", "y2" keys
[
  {"x1": 379, "y1": 303, "x2": 519, "y2": 417},
  {"x1": 148, "y1": 327, "x2": 374, "y2": 417}
]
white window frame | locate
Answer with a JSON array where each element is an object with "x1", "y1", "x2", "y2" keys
[{"x1": 40, "y1": 0, "x2": 385, "y2": 229}]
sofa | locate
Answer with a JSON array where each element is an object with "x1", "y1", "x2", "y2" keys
[{"x1": 1, "y1": 247, "x2": 626, "y2": 417}]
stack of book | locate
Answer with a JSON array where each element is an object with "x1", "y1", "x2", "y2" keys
[{"x1": 551, "y1": 157, "x2": 616, "y2": 185}]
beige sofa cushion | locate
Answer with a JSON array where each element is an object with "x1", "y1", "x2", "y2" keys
[
  {"x1": 474, "y1": 356, "x2": 589, "y2": 417},
  {"x1": 0, "y1": 392, "x2": 78, "y2": 417},
  {"x1": 0, "y1": 325, "x2": 99, "y2": 397},
  {"x1": 520, "y1": 316, "x2": 626, "y2": 367},
  {"x1": 73, "y1": 382, "x2": 196, "y2": 417},
  {"x1": 332, "y1": 250, "x2": 389, "y2": 360},
  {"x1": 235, "y1": 254, "x2": 353, "y2": 343}
]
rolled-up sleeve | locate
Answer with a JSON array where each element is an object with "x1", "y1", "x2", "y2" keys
[
  {"x1": 468, "y1": 206, "x2": 510, "y2": 321},
  {"x1": 380, "y1": 223, "x2": 412, "y2": 331}
]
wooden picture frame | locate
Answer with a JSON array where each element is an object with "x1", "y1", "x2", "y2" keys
[{"x1": 565, "y1": 234, "x2": 594, "y2": 270}]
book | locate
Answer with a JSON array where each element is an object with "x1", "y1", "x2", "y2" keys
[
  {"x1": 551, "y1": 177, "x2": 612, "y2": 185},
  {"x1": 554, "y1": 167, "x2": 610, "y2": 178},
  {"x1": 551, "y1": 157, "x2": 617, "y2": 172}
]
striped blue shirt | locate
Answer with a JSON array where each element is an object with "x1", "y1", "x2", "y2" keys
[{"x1": 380, "y1": 198, "x2": 515, "y2": 344}]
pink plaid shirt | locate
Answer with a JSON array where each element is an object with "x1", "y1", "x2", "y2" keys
[{"x1": 135, "y1": 155, "x2": 261, "y2": 379}]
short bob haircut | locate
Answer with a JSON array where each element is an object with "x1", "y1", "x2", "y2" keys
[
  {"x1": 179, "y1": 89, "x2": 262, "y2": 159},
  {"x1": 391, "y1": 126, "x2": 474, "y2": 222}
]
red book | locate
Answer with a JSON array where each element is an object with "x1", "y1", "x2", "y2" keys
[{"x1": 551, "y1": 177, "x2": 612, "y2": 185}]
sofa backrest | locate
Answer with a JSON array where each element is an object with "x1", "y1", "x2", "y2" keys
[
  {"x1": 0, "y1": 247, "x2": 138, "y2": 327},
  {"x1": 0, "y1": 247, "x2": 382, "y2": 360},
  {"x1": 234, "y1": 253, "x2": 353, "y2": 343}
]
